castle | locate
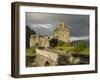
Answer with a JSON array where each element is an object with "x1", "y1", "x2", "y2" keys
[{"x1": 29, "y1": 22, "x2": 70, "y2": 48}]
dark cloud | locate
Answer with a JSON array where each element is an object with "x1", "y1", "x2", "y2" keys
[{"x1": 26, "y1": 12, "x2": 89, "y2": 37}]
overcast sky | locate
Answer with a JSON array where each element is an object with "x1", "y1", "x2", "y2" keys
[{"x1": 26, "y1": 12, "x2": 89, "y2": 41}]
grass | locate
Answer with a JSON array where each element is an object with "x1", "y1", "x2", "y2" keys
[{"x1": 26, "y1": 47, "x2": 36, "y2": 56}]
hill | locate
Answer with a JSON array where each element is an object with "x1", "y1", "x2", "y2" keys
[{"x1": 26, "y1": 26, "x2": 36, "y2": 48}]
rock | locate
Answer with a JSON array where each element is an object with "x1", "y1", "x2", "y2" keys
[{"x1": 57, "y1": 55, "x2": 69, "y2": 65}]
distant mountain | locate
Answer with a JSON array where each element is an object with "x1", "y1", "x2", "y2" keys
[
  {"x1": 70, "y1": 40, "x2": 89, "y2": 48},
  {"x1": 26, "y1": 26, "x2": 36, "y2": 35}
]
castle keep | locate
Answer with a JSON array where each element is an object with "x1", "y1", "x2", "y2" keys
[{"x1": 53, "y1": 22, "x2": 69, "y2": 43}]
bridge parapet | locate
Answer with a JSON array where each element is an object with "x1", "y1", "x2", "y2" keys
[{"x1": 36, "y1": 48, "x2": 58, "y2": 62}]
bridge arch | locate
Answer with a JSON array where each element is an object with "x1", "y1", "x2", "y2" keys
[{"x1": 45, "y1": 61, "x2": 50, "y2": 66}]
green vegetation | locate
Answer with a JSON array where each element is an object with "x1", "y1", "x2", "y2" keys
[
  {"x1": 51, "y1": 40, "x2": 89, "y2": 56},
  {"x1": 72, "y1": 40, "x2": 87, "y2": 52},
  {"x1": 26, "y1": 47, "x2": 36, "y2": 67},
  {"x1": 53, "y1": 40, "x2": 74, "y2": 53},
  {"x1": 26, "y1": 47, "x2": 36, "y2": 56},
  {"x1": 57, "y1": 40, "x2": 67, "y2": 46},
  {"x1": 81, "y1": 48, "x2": 89, "y2": 56}
]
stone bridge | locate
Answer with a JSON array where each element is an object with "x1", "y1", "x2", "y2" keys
[{"x1": 35, "y1": 48, "x2": 69, "y2": 66}]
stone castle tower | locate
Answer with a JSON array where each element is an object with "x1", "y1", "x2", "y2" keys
[{"x1": 53, "y1": 22, "x2": 69, "y2": 43}]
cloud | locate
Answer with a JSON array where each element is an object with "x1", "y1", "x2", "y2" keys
[
  {"x1": 30, "y1": 24, "x2": 53, "y2": 29},
  {"x1": 28, "y1": 24, "x2": 55, "y2": 35},
  {"x1": 70, "y1": 36, "x2": 89, "y2": 42},
  {"x1": 26, "y1": 12, "x2": 89, "y2": 37}
]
